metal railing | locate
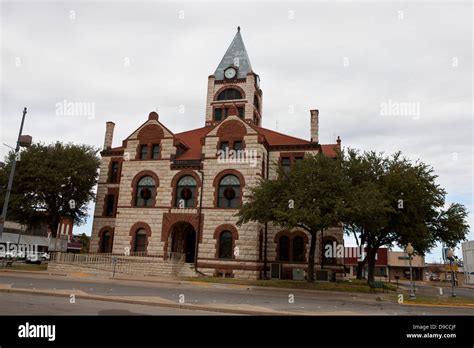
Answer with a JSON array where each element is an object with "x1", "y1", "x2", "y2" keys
[{"x1": 50, "y1": 251, "x2": 186, "y2": 276}]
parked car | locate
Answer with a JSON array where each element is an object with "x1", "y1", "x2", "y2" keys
[
  {"x1": 40, "y1": 252, "x2": 50, "y2": 261},
  {"x1": 430, "y1": 274, "x2": 440, "y2": 281},
  {"x1": 25, "y1": 252, "x2": 42, "y2": 264}
]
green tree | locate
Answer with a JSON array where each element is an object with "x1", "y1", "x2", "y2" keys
[
  {"x1": 0, "y1": 142, "x2": 100, "y2": 236},
  {"x1": 237, "y1": 153, "x2": 347, "y2": 282},
  {"x1": 342, "y1": 149, "x2": 469, "y2": 283}
]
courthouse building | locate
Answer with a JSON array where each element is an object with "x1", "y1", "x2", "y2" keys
[{"x1": 90, "y1": 28, "x2": 343, "y2": 279}]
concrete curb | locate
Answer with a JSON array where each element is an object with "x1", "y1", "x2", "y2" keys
[
  {"x1": 401, "y1": 302, "x2": 474, "y2": 309},
  {"x1": 0, "y1": 287, "x2": 307, "y2": 316},
  {"x1": 0, "y1": 269, "x2": 66, "y2": 277}
]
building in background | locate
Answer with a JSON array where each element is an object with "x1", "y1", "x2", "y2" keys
[
  {"x1": 462, "y1": 241, "x2": 474, "y2": 285},
  {"x1": 344, "y1": 247, "x2": 389, "y2": 280},
  {"x1": 388, "y1": 251, "x2": 425, "y2": 281}
]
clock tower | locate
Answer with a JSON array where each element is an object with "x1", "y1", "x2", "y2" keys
[{"x1": 205, "y1": 27, "x2": 263, "y2": 126}]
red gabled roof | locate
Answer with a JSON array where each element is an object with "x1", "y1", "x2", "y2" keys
[
  {"x1": 320, "y1": 144, "x2": 340, "y2": 157},
  {"x1": 251, "y1": 125, "x2": 312, "y2": 146},
  {"x1": 174, "y1": 126, "x2": 214, "y2": 160}
]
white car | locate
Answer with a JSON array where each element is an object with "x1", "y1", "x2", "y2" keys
[{"x1": 25, "y1": 252, "x2": 42, "y2": 264}]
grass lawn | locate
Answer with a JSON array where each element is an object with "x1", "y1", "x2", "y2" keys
[
  {"x1": 401, "y1": 295, "x2": 474, "y2": 306},
  {"x1": 184, "y1": 277, "x2": 397, "y2": 294},
  {"x1": 1, "y1": 263, "x2": 48, "y2": 272}
]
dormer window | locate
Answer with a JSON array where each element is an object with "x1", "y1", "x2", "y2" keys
[
  {"x1": 140, "y1": 144, "x2": 148, "y2": 160},
  {"x1": 152, "y1": 144, "x2": 160, "y2": 159}
]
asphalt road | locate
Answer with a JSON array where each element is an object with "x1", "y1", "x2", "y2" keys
[
  {"x1": 0, "y1": 292, "x2": 229, "y2": 315},
  {"x1": 0, "y1": 273, "x2": 473, "y2": 315}
]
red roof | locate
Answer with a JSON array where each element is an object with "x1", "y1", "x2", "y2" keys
[
  {"x1": 107, "y1": 119, "x2": 340, "y2": 160},
  {"x1": 252, "y1": 126, "x2": 312, "y2": 146},
  {"x1": 175, "y1": 126, "x2": 213, "y2": 160},
  {"x1": 320, "y1": 144, "x2": 340, "y2": 157}
]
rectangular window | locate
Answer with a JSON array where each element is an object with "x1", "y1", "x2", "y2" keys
[
  {"x1": 237, "y1": 107, "x2": 244, "y2": 118},
  {"x1": 294, "y1": 157, "x2": 304, "y2": 165},
  {"x1": 233, "y1": 141, "x2": 243, "y2": 151},
  {"x1": 140, "y1": 144, "x2": 148, "y2": 160},
  {"x1": 224, "y1": 108, "x2": 229, "y2": 118},
  {"x1": 105, "y1": 194, "x2": 115, "y2": 216},
  {"x1": 214, "y1": 108, "x2": 222, "y2": 121},
  {"x1": 152, "y1": 144, "x2": 160, "y2": 159},
  {"x1": 110, "y1": 161, "x2": 119, "y2": 183},
  {"x1": 220, "y1": 141, "x2": 229, "y2": 151},
  {"x1": 281, "y1": 157, "x2": 291, "y2": 173}
]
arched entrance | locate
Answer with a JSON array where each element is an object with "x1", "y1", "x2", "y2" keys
[{"x1": 169, "y1": 222, "x2": 196, "y2": 263}]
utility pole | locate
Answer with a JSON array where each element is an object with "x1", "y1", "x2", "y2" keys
[{"x1": 0, "y1": 107, "x2": 30, "y2": 239}]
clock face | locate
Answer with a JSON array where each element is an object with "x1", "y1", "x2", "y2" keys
[{"x1": 225, "y1": 67, "x2": 237, "y2": 79}]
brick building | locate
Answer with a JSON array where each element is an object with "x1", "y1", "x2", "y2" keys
[{"x1": 90, "y1": 28, "x2": 343, "y2": 279}]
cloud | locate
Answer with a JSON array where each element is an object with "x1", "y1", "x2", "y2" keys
[{"x1": 1, "y1": 2, "x2": 472, "y2": 260}]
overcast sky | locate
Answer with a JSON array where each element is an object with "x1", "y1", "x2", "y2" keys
[{"x1": 1, "y1": 1, "x2": 472, "y2": 262}]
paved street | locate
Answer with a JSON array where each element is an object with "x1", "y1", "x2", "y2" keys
[
  {"x1": 0, "y1": 292, "x2": 228, "y2": 315},
  {"x1": 0, "y1": 273, "x2": 473, "y2": 315}
]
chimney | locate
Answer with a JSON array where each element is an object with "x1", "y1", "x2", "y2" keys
[
  {"x1": 103, "y1": 121, "x2": 115, "y2": 150},
  {"x1": 310, "y1": 109, "x2": 319, "y2": 143}
]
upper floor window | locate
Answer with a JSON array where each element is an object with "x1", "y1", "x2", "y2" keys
[
  {"x1": 220, "y1": 141, "x2": 229, "y2": 152},
  {"x1": 176, "y1": 175, "x2": 197, "y2": 208},
  {"x1": 105, "y1": 194, "x2": 115, "y2": 217},
  {"x1": 234, "y1": 141, "x2": 243, "y2": 151},
  {"x1": 214, "y1": 108, "x2": 223, "y2": 121},
  {"x1": 109, "y1": 161, "x2": 120, "y2": 183},
  {"x1": 218, "y1": 175, "x2": 241, "y2": 208},
  {"x1": 281, "y1": 157, "x2": 291, "y2": 173},
  {"x1": 253, "y1": 95, "x2": 260, "y2": 111},
  {"x1": 140, "y1": 144, "x2": 148, "y2": 160},
  {"x1": 136, "y1": 176, "x2": 155, "y2": 207},
  {"x1": 217, "y1": 88, "x2": 243, "y2": 101},
  {"x1": 152, "y1": 144, "x2": 160, "y2": 160},
  {"x1": 237, "y1": 106, "x2": 244, "y2": 118}
]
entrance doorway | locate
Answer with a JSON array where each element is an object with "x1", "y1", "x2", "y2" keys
[{"x1": 170, "y1": 222, "x2": 196, "y2": 263}]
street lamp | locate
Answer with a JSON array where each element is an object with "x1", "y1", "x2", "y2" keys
[
  {"x1": 0, "y1": 107, "x2": 31, "y2": 239},
  {"x1": 447, "y1": 248, "x2": 457, "y2": 297},
  {"x1": 406, "y1": 243, "x2": 416, "y2": 299}
]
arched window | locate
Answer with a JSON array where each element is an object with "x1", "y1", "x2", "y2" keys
[
  {"x1": 279, "y1": 236, "x2": 290, "y2": 262},
  {"x1": 176, "y1": 175, "x2": 197, "y2": 208},
  {"x1": 218, "y1": 175, "x2": 240, "y2": 208},
  {"x1": 219, "y1": 231, "x2": 233, "y2": 259},
  {"x1": 136, "y1": 176, "x2": 155, "y2": 207},
  {"x1": 293, "y1": 236, "x2": 305, "y2": 262},
  {"x1": 100, "y1": 231, "x2": 112, "y2": 253},
  {"x1": 217, "y1": 88, "x2": 242, "y2": 101},
  {"x1": 134, "y1": 229, "x2": 147, "y2": 252}
]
